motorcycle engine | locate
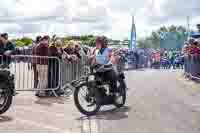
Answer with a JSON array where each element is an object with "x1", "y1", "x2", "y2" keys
[
  {"x1": 118, "y1": 72, "x2": 125, "y2": 79},
  {"x1": 0, "y1": 70, "x2": 14, "y2": 87},
  {"x1": 102, "y1": 84, "x2": 110, "y2": 95}
]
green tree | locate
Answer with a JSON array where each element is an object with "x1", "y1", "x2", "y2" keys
[
  {"x1": 80, "y1": 35, "x2": 88, "y2": 41},
  {"x1": 158, "y1": 26, "x2": 168, "y2": 34},
  {"x1": 15, "y1": 40, "x2": 25, "y2": 47},
  {"x1": 63, "y1": 36, "x2": 73, "y2": 42},
  {"x1": 88, "y1": 37, "x2": 96, "y2": 47},
  {"x1": 168, "y1": 25, "x2": 177, "y2": 32},
  {"x1": 137, "y1": 38, "x2": 145, "y2": 48},
  {"x1": 139, "y1": 25, "x2": 187, "y2": 49},
  {"x1": 21, "y1": 37, "x2": 33, "y2": 46}
]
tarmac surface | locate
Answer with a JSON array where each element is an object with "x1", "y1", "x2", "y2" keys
[{"x1": 1, "y1": 69, "x2": 200, "y2": 133}]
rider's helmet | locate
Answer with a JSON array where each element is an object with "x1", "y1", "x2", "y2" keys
[{"x1": 96, "y1": 36, "x2": 108, "y2": 48}]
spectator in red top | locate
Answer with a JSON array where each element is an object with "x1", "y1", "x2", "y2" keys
[
  {"x1": 32, "y1": 36, "x2": 42, "y2": 88},
  {"x1": 35, "y1": 36, "x2": 49, "y2": 97}
]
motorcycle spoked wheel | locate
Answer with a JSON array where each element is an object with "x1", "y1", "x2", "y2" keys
[
  {"x1": 74, "y1": 83, "x2": 101, "y2": 116},
  {"x1": 0, "y1": 89, "x2": 13, "y2": 115},
  {"x1": 113, "y1": 80, "x2": 126, "y2": 108}
]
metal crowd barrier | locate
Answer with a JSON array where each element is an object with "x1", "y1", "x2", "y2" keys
[
  {"x1": 0, "y1": 54, "x2": 127, "y2": 95},
  {"x1": 184, "y1": 55, "x2": 200, "y2": 80},
  {"x1": 5, "y1": 55, "x2": 61, "y2": 92},
  {"x1": 0, "y1": 55, "x2": 89, "y2": 94},
  {"x1": 0, "y1": 55, "x2": 59, "y2": 92},
  {"x1": 60, "y1": 57, "x2": 89, "y2": 91}
]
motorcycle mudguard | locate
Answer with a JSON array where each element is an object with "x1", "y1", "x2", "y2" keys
[
  {"x1": 71, "y1": 76, "x2": 88, "y2": 88},
  {"x1": 73, "y1": 81, "x2": 87, "y2": 88}
]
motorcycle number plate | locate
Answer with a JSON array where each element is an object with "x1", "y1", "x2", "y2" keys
[{"x1": 88, "y1": 75, "x2": 95, "y2": 81}]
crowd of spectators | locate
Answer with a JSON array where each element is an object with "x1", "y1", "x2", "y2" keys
[
  {"x1": 30, "y1": 35, "x2": 90, "y2": 97},
  {"x1": 0, "y1": 33, "x2": 91, "y2": 97},
  {"x1": 0, "y1": 33, "x2": 127, "y2": 97},
  {"x1": 183, "y1": 38, "x2": 200, "y2": 77},
  {"x1": 150, "y1": 48, "x2": 184, "y2": 69}
]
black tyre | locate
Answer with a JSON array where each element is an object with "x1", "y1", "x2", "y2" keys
[
  {"x1": 114, "y1": 79, "x2": 126, "y2": 108},
  {"x1": 0, "y1": 89, "x2": 13, "y2": 115},
  {"x1": 74, "y1": 83, "x2": 101, "y2": 116}
]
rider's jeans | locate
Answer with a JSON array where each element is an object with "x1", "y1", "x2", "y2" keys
[{"x1": 103, "y1": 69, "x2": 117, "y2": 93}]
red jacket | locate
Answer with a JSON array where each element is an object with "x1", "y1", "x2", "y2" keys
[
  {"x1": 35, "y1": 41, "x2": 49, "y2": 65},
  {"x1": 32, "y1": 43, "x2": 38, "y2": 64}
]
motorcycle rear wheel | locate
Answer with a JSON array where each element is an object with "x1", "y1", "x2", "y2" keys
[
  {"x1": 0, "y1": 89, "x2": 13, "y2": 115},
  {"x1": 114, "y1": 79, "x2": 126, "y2": 108}
]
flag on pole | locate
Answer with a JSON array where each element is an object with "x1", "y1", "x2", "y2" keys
[{"x1": 129, "y1": 15, "x2": 136, "y2": 50}]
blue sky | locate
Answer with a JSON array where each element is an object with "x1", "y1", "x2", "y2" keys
[{"x1": 0, "y1": 0, "x2": 200, "y2": 40}]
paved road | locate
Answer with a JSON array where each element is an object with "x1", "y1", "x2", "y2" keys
[{"x1": 1, "y1": 69, "x2": 200, "y2": 133}]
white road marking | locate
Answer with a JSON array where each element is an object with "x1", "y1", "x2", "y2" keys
[
  {"x1": 82, "y1": 119, "x2": 90, "y2": 132},
  {"x1": 91, "y1": 120, "x2": 99, "y2": 133},
  {"x1": 14, "y1": 106, "x2": 100, "y2": 133},
  {"x1": 81, "y1": 119, "x2": 99, "y2": 133}
]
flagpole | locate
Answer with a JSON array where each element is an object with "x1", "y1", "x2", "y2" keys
[
  {"x1": 134, "y1": 16, "x2": 136, "y2": 50},
  {"x1": 130, "y1": 15, "x2": 136, "y2": 50},
  {"x1": 130, "y1": 15, "x2": 133, "y2": 49}
]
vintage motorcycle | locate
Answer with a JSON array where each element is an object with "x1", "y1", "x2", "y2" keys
[
  {"x1": 0, "y1": 65, "x2": 15, "y2": 115},
  {"x1": 73, "y1": 64, "x2": 127, "y2": 116}
]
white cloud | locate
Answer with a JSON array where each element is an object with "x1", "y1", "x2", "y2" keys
[{"x1": 0, "y1": 0, "x2": 200, "y2": 40}]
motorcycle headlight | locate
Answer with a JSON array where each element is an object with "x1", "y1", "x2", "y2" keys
[{"x1": 88, "y1": 75, "x2": 95, "y2": 81}]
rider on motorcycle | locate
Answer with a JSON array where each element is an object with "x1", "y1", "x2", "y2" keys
[{"x1": 90, "y1": 36, "x2": 118, "y2": 93}]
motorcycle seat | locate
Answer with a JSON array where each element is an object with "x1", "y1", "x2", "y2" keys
[
  {"x1": 97, "y1": 65, "x2": 113, "y2": 73},
  {"x1": 104, "y1": 64, "x2": 112, "y2": 68}
]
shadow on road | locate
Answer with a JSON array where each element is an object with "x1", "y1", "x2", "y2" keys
[
  {"x1": 74, "y1": 106, "x2": 130, "y2": 133},
  {"x1": 76, "y1": 106, "x2": 131, "y2": 121},
  {"x1": 134, "y1": 69, "x2": 146, "y2": 71},
  {"x1": 96, "y1": 106, "x2": 130, "y2": 120},
  {"x1": 34, "y1": 96, "x2": 71, "y2": 106},
  {"x1": 0, "y1": 115, "x2": 13, "y2": 123},
  {"x1": 77, "y1": 106, "x2": 130, "y2": 120}
]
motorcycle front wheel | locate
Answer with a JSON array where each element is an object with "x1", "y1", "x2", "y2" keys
[{"x1": 74, "y1": 83, "x2": 101, "y2": 116}]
